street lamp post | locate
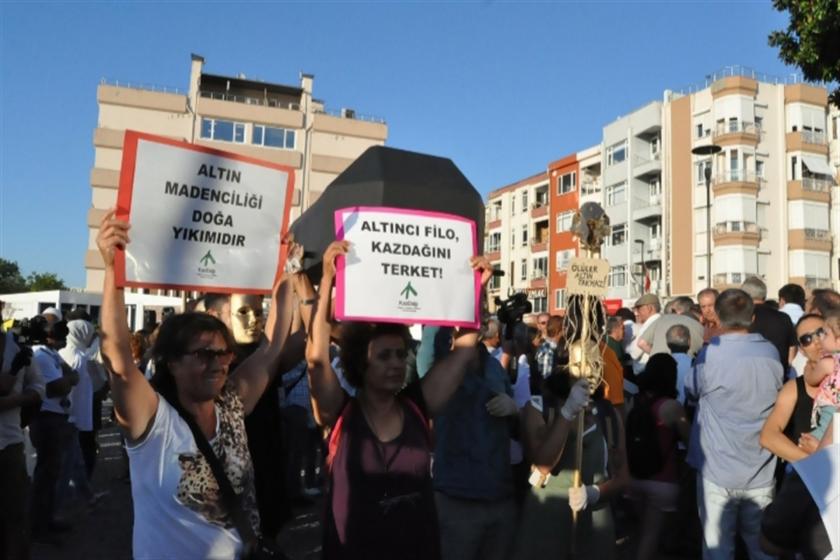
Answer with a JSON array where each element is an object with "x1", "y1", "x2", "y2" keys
[{"x1": 692, "y1": 143, "x2": 722, "y2": 288}]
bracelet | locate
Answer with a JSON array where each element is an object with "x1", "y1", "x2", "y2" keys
[{"x1": 299, "y1": 298, "x2": 317, "y2": 306}]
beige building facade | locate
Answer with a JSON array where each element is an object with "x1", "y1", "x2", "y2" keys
[{"x1": 86, "y1": 54, "x2": 387, "y2": 292}]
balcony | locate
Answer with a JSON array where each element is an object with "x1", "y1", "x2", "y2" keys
[
  {"x1": 713, "y1": 121, "x2": 760, "y2": 147},
  {"x1": 713, "y1": 171, "x2": 760, "y2": 196},
  {"x1": 486, "y1": 219, "x2": 502, "y2": 230},
  {"x1": 530, "y1": 270, "x2": 547, "y2": 289},
  {"x1": 530, "y1": 202, "x2": 549, "y2": 219},
  {"x1": 530, "y1": 241, "x2": 548, "y2": 253},
  {"x1": 713, "y1": 222, "x2": 760, "y2": 246},
  {"x1": 787, "y1": 178, "x2": 832, "y2": 202},
  {"x1": 633, "y1": 153, "x2": 661, "y2": 179},
  {"x1": 632, "y1": 194, "x2": 663, "y2": 223},
  {"x1": 485, "y1": 250, "x2": 501, "y2": 262},
  {"x1": 632, "y1": 238, "x2": 663, "y2": 262},
  {"x1": 789, "y1": 228, "x2": 833, "y2": 252},
  {"x1": 786, "y1": 131, "x2": 829, "y2": 155}
]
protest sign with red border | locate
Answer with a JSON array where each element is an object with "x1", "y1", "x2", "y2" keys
[
  {"x1": 333, "y1": 206, "x2": 480, "y2": 328},
  {"x1": 114, "y1": 131, "x2": 295, "y2": 294}
]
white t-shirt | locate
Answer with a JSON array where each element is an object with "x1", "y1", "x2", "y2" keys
[
  {"x1": 0, "y1": 332, "x2": 45, "y2": 450},
  {"x1": 60, "y1": 349, "x2": 93, "y2": 432},
  {"x1": 127, "y1": 387, "x2": 259, "y2": 560},
  {"x1": 33, "y1": 345, "x2": 69, "y2": 415}
]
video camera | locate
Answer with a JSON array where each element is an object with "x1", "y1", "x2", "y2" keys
[
  {"x1": 494, "y1": 292, "x2": 532, "y2": 340},
  {"x1": 8, "y1": 317, "x2": 42, "y2": 347}
]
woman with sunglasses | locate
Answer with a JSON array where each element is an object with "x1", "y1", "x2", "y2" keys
[
  {"x1": 97, "y1": 210, "x2": 299, "y2": 559},
  {"x1": 760, "y1": 314, "x2": 825, "y2": 464},
  {"x1": 304, "y1": 240, "x2": 492, "y2": 560}
]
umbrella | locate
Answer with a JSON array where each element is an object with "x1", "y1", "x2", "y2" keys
[{"x1": 288, "y1": 145, "x2": 485, "y2": 283}]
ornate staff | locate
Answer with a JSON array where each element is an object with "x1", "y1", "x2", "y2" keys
[{"x1": 564, "y1": 202, "x2": 610, "y2": 555}]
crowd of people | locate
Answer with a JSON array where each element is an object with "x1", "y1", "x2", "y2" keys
[{"x1": 0, "y1": 209, "x2": 837, "y2": 560}]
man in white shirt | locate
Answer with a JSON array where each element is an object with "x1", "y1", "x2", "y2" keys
[
  {"x1": 0, "y1": 320, "x2": 45, "y2": 558},
  {"x1": 628, "y1": 294, "x2": 661, "y2": 374},
  {"x1": 778, "y1": 283, "x2": 805, "y2": 327}
]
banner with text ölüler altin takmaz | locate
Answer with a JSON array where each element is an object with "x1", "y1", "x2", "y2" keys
[
  {"x1": 114, "y1": 131, "x2": 295, "y2": 294},
  {"x1": 334, "y1": 206, "x2": 480, "y2": 328}
]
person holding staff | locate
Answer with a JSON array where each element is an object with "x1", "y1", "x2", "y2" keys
[
  {"x1": 304, "y1": 240, "x2": 492, "y2": 560},
  {"x1": 96, "y1": 209, "x2": 301, "y2": 559}
]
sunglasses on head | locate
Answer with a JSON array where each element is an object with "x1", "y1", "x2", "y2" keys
[
  {"x1": 374, "y1": 348, "x2": 409, "y2": 362},
  {"x1": 798, "y1": 327, "x2": 826, "y2": 348},
  {"x1": 183, "y1": 347, "x2": 235, "y2": 366}
]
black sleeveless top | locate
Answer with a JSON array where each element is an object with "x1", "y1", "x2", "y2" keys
[{"x1": 783, "y1": 376, "x2": 814, "y2": 443}]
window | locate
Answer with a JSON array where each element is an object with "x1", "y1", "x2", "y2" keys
[
  {"x1": 606, "y1": 182, "x2": 626, "y2": 206},
  {"x1": 649, "y1": 179, "x2": 662, "y2": 198},
  {"x1": 511, "y1": 231, "x2": 516, "y2": 248},
  {"x1": 510, "y1": 198, "x2": 515, "y2": 215},
  {"x1": 486, "y1": 232, "x2": 501, "y2": 253},
  {"x1": 728, "y1": 117, "x2": 738, "y2": 132},
  {"x1": 532, "y1": 257, "x2": 548, "y2": 278},
  {"x1": 521, "y1": 191, "x2": 528, "y2": 212},
  {"x1": 521, "y1": 259, "x2": 528, "y2": 281},
  {"x1": 756, "y1": 160, "x2": 765, "y2": 179},
  {"x1": 607, "y1": 142, "x2": 626, "y2": 166},
  {"x1": 532, "y1": 296, "x2": 547, "y2": 314},
  {"x1": 609, "y1": 265, "x2": 627, "y2": 287},
  {"x1": 489, "y1": 264, "x2": 502, "y2": 290},
  {"x1": 696, "y1": 123, "x2": 704, "y2": 138},
  {"x1": 755, "y1": 115, "x2": 763, "y2": 131},
  {"x1": 729, "y1": 150, "x2": 739, "y2": 179},
  {"x1": 610, "y1": 223, "x2": 627, "y2": 246},
  {"x1": 791, "y1": 156, "x2": 798, "y2": 180},
  {"x1": 554, "y1": 289, "x2": 566, "y2": 310},
  {"x1": 200, "y1": 118, "x2": 245, "y2": 143},
  {"x1": 521, "y1": 226, "x2": 528, "y2": 247},
  {"x1": 696, "y1": 161, "x2": 711, "y2": 184},
  {"x1": 556, "y1": 211, "x2": 574, "y2": 233},
  {"x1": 556, "y1": 249, "x2": 574, "y2": 272},
  {"x1": 558, "y1": 172, "x2": 576, "y2": 194},
  {"x1": 252, "y1": 125, "x2": 295, "y2": 149},
  {"x1": 833, "y1": 116, "x2": 838, "y2": 140}
]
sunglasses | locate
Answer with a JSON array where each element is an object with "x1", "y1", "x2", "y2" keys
[
  {"x1": 798, "y1": 327, "x2": 826, "y2": 348},
  {"x1": 183, "y1": 347, "x2": 235, "y2": 367},
  {"x1": 374, "y1": 348, "x2": 409, "y2": 362}
]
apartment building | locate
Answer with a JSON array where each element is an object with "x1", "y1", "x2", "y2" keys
[
  {"x1": 485, "y1": 172, "x2": 550, "y2": 313},
  {"x1": 85, "y1": 54, "x2": 387, "y2": 292},
  {"x1": 665, "y1": 74, "x2": 835, "y2": 296}
]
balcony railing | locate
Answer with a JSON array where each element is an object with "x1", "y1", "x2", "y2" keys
[
  {"x1": 804, "y1": 228, "x2": 831, "y2": 241},
  {"x1": 805, "y1": 277, "x2": 833, "y2": 290},
  {"x1": 714, "y1": 121, "x2": 758, "y2": 137},
  {"x1": 796, "y1": 129, "x2": 828, "y2": 145},
  {"x1": 531, "y1": 270, "x2": 547, "y2": 280},
  {"x1": 581, "y1": 179, "x2": 601, "y2": 196},
  {"x1": 100, "y1": 77, "x2": 183, "y2": 94},
  {"x1": 200, "y1": 90, "x2": 300, "y2": 111},
  {"x1": 715, "y1": 170, "x2": 759, "y2": 183},
  {"x1": 714, "y1": 222, "x2": 759, "y2": 235},
  {"x1": 802, "y1": 176, "x2": 833, "y2": 193}
]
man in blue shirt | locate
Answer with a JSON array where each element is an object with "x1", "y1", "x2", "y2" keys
[
  {"x1": 418, "y1": 325, "x2": 518, "y2": 560},
  {"x1": 686, "y1": 289, "x2": 782, "y2": 560}
]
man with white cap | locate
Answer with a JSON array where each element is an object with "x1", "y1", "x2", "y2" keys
[
  {"x1": 41, "y1": 307, "x2": 62, "y2": 326},
  {"x1": 628, "y1": 293, "x2": 661, "y2": 374}
]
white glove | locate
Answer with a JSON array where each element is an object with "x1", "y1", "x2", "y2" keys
[
  {"x1": 486, "y1": 393, "x2": 518, "y2": 417},
  {"x1": 560, "y1": 379, "x2": 591, "y2": 420},
  {"x1": 568, "y1": 484, "x2": 600, "y2": 512}
]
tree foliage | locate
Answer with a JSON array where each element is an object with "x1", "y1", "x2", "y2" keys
[
  {"x1": 0, "y1": 258, "x2": 66, "y2": 293},
  {"x1": 769, "y1": 0, "x2": 840, "y2": 105}
]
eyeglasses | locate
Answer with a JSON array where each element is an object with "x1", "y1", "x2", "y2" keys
[
  {"x1": 183, "y1": 347, "x2": 235, "y2": 367},
  {"x1": 798, "y1": 327, "x2": 826, "y2": 348},
  {"x1": 374, "y1": 348, "x2": 409, "y2": 362}
]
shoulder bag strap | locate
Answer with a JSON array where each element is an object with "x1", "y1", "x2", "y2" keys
[{"x1": 169, "y1": 399, "x2": 260, "y2": 549}]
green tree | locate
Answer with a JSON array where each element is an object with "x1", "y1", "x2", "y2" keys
[
  {"x1": 26, "y1": 272, "x2": 67, "y2": 292},
  {"x1": 769, "y1": 0, "x2": 840, "y2": 105},
  {"x1": 0, "y1": 258, "x2": 27, "y2": 294}
]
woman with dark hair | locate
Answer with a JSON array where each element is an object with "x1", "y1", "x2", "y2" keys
[
  {"x1": 512, "y1": 367, "x2": 629, "y2": 559},
  {"x1": 305, "y1": 241, "x2": 493, "y2": 560},
  {"x1": 626, "y1": 354, "x2": 690, "y2": 560},
  {"x1": 96, "y1": 210, "x2": 299, "y2": 559}
]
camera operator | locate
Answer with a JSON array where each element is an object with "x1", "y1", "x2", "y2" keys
[
  {"x1": 0, "y1": 306, "x2": 46, "y2": 559},
  {"x1": 28, "y1": 317, "x2": 79, "y2": 545}
]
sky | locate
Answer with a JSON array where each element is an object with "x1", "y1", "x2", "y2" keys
[{"x1": 0, "y1": 1, "x2": 797, "y2": 288}]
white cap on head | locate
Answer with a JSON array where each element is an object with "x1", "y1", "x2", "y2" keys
[{"x1": 41, "y1": 307, "x2": 62, "y2": 321}]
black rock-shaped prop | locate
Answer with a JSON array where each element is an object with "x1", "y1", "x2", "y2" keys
[{"x1": 288, "y1": 146, "x2": 485, "y2": 283}]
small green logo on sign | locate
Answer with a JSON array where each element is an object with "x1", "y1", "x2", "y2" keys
[
  {"x1": 200, "y1": 250, "x2": 216, "y2": 267},
  {"x1": 400, "y1": 281, "x2": 418, "y2": 299}
]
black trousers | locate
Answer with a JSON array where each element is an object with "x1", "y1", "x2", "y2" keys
[{"x1": 29, "y1": 412, "x2": 71, "y2": 533}]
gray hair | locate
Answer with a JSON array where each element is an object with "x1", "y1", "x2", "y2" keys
[
  {"x1": 666, "y1": 324, "x2": 691, "y2": 352},
  {"x1": 741, "y1": 276, "x2": 767, "y2": 302},
  {"x1": 481, "y1": 318, "x2": 501, "y2": 341},
  {"x1": 716, "y1": 289, "x2": 755, "y2": 329},
  {"x1": 668, "y1": 296, "x2": 694, "y2": 315}
]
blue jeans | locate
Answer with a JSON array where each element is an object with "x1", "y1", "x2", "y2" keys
[{"x1": 696, "y1": 477, "x2": 775, "y2": 560}]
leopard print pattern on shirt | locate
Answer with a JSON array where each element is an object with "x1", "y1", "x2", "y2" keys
[{"x1": 176, "y1": 383, "x2": 261, "y2": 534}]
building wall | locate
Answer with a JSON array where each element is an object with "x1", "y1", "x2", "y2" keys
[{"x1": 548, "y1": 154, "x2": 579, "y2": 314}]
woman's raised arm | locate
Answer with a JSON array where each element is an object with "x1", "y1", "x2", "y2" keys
[{"x1": 97, "y1": 209, "x2": 158, "y2": 442}]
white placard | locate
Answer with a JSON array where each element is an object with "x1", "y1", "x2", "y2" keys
[
  {"x1": 115, "y1": 132, "x2": 294, "y2": 294},
  {"x1": 334, "y1": 207, "x2": 479, "y2": 327}
]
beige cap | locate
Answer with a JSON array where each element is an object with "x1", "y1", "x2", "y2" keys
[{"x1": 633, "y1": 294, "x2": 660, "y2": 308}]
